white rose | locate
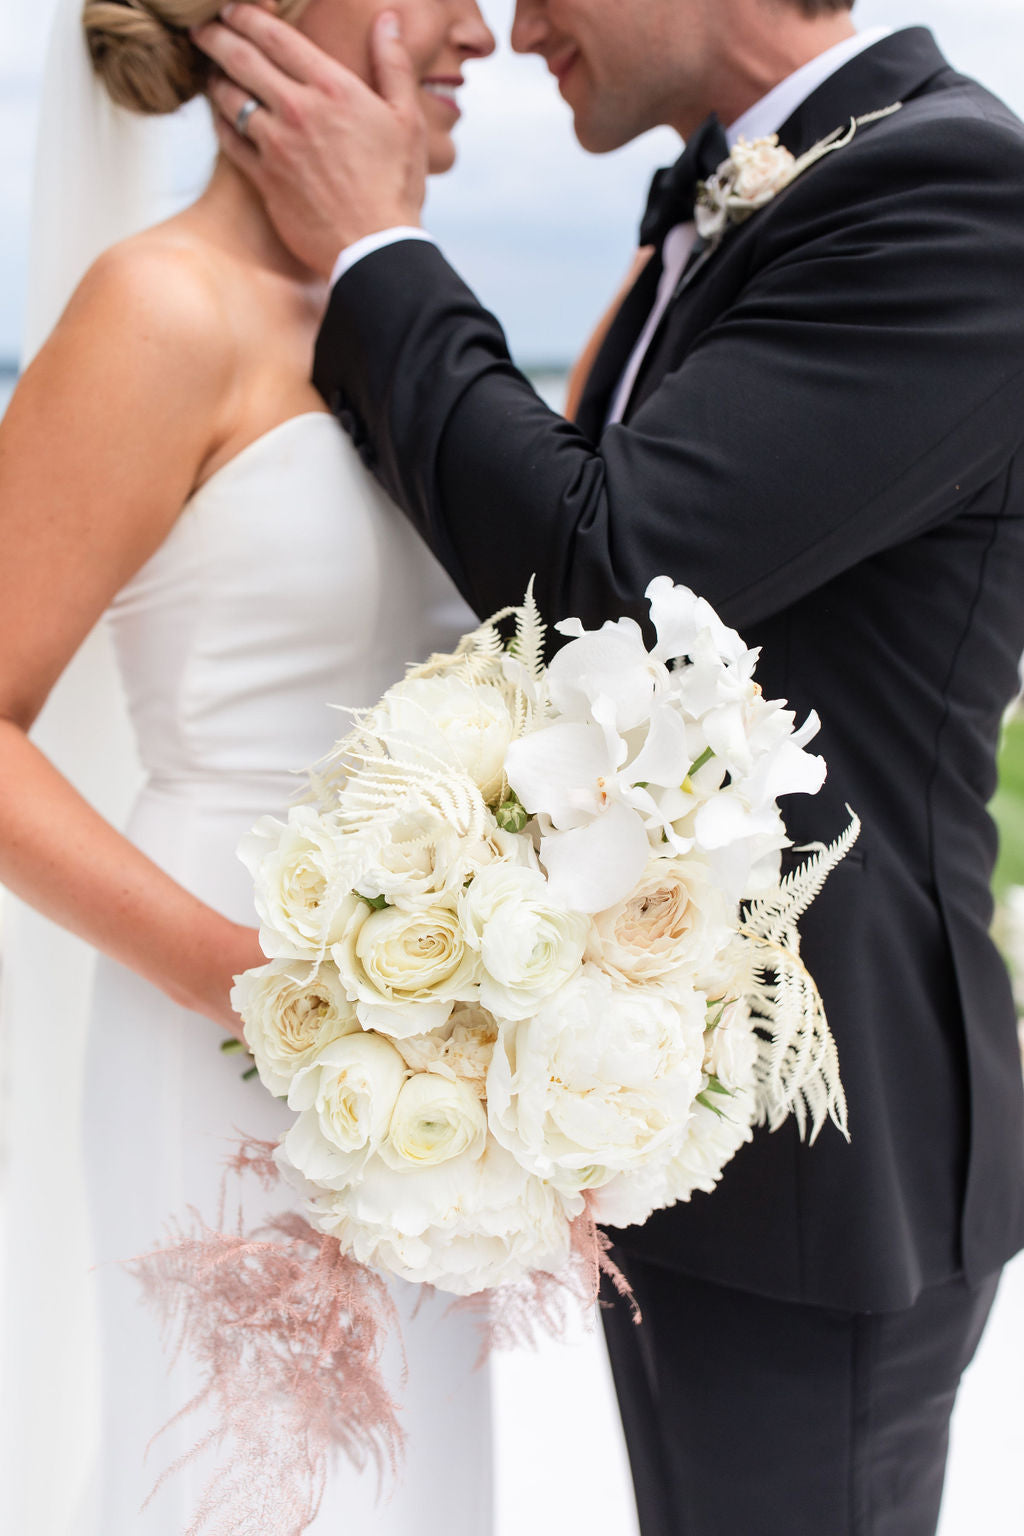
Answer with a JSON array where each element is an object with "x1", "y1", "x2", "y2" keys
[
  {"x1": 232, "y1": 958, "x2": 359, "y2": 1098},
  {"x1": 298, "y1": 1138, "x2": 576, "y2": 1295},
  {"x1": 371, "y1": 676, "x2": 516, "y2": 804},
  {"x1": 283, "y1": 1032, "x2": 408, "y2": 1189},
  {"x1": 587, "y1": 856, "x2": 733, "y2": 989},
  {"x1": 333, "y1": 902, "x2": 481, "y2": 1037},
  {"x1": 380, "y1": 1072, "x2": 487, "y2": 1169},
  {"x1": 487, "y1": 966, "x2": 707, "y2": 1194},
  {"x1": 460, "y1": 864, "x2": 588, "y2": 1020},
  {"x1": 238, "y1": 806, "x2": 357, "y2": 958},
  {"x1": 729, "y1": 136, "x2": 796, "y2": 205}
]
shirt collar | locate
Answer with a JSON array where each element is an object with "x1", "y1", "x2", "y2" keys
[{"x1": 726, "y1": 26, "x2": 892, "y2": 148}]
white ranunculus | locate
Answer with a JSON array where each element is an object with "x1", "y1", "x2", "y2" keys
[
  {"x1": 283, "y1": 1031, "x2": 408, "y2": 1189},
  {"x1": 332, "y1": 901, "x2": 481, "y2": 1037},
  {"x1": 298, "y1": 1138, "x2": 577, "y2": 1295},
  {"x1": 370, "y1": 676, "x2": 516, "y2": 804},
  {"x1": 587, "y1": 856, "x2": 733, "y2": 988},
  {"x1": 352, "y1": 806, "x2": 522, "y2": 913},
  {"x1": 487, "y1": 966, "x2": 707, "y2": 1194},
  {"x1": 380, "y1": 1071, "x2": 487, "y2": 1169},
  {"x1": 238, "y1": 805, "x2": 357, "y2": 958},
  {"x1": 460, "y1": 864, "x2": 588, "y2": 1020},
  {"x1": 232, "y1": 958, "x2": 359, "y2": 1098}
]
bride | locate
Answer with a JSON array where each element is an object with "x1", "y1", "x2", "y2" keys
[{"x1": 0, "y1": 0, "x2": 497, "y2": 1531}]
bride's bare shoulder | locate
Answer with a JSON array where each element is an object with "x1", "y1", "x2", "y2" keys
[{"x1": 60, "y1": 226, "x2": 240, "y2": 382}]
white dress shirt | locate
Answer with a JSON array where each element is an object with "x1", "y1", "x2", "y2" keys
[{"x1": 329, "y1": 25, "x2": 892, "y2": 424}]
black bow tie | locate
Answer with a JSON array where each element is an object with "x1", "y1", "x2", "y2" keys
[{"x1": 639, "y1": 114, "x2": 730, "y2": 249}]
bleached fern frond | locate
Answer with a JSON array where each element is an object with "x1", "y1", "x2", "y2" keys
[
  {"x1": 335, "y1": 751, "x2": 490, "y2": 845},
  {"x1": 742, "y1": 810, "x2": 861, "y2": 947},
  {"x1": 507, "y1": 577, "x2": 547, "y2": 685},
  {"x1": 727, "y1": 810, "x2": 860, "y2": 1145}
]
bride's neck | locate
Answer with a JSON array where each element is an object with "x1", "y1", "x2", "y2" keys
[{"x1": 189, "y1": 154, "x2": 322, "y2": 287}]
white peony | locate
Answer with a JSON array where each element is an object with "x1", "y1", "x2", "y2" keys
[
  {"x1": 295, "y1": 1138, "x2": 577, "y2": 1295},
  {"x1": 589, "y1": 1089, "x2": 757, "y2": 1225},
  {"x1": 587, "y1": 855, "x2": 733, "y2": 988},
  {"x1": 351, "y1": 806, "x2": 524, "y2": 913},
  {"x1": 332, "y1": 901, "x2": 481, "y2": 1037},
  {"x1": 232, "y1": 958, "x2": 359, "y2": 1098},
  {"x1": 487, "y1": 966, "x2": 707, "y2": 1195},
  {"x1": 460, "y1": 864, "x2": 588, "y2": 1020},
  {"x1": 369, "y1": 676, "x2": 516, "y2": 804},
  {"x1": 238, "y1": 805, "x2": 358, "y2": 958},
  {"x1": 705, "y1": 998, "x2": 760, "y2": 1092},
  {"x1": 283, "y1": 1031, "x2": 408, "y2": 1189},
  {"x1": 381, "y1": 1071, "x2": 487, "y2": 1169}
]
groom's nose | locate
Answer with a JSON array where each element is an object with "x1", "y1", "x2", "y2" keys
[
  {"x1": 453, "y1": 0, "x2": 498, "y2": 59},
  {"x1": 511, "y1": 0, "x2": 550, "y2": 55}
]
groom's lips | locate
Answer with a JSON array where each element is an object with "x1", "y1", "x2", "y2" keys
[{"x1": 548, "y1": 47, "x2": 581, "y2": 95}]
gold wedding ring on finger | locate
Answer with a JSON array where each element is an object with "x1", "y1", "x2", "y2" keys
[{"x1": 235, "y1": 97, "x2": 262, "y2": 140}]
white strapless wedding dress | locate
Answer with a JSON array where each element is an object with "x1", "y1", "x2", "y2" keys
[{"x1": 46, "y1": 413, "x2": 492, "y2": 1534}]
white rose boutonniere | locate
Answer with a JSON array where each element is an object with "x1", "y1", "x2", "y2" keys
[{"x1": 695, "y1": 102, "x2": 903, "y2": 248}]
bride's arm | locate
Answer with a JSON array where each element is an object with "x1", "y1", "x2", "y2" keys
[{"x1": 0, "y1": 245, "x2": 263, "y2": 1038}]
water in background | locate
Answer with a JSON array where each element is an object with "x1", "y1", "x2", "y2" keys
[{"x1": 0, "y1": 370, "x2": 14, "y2": 418}]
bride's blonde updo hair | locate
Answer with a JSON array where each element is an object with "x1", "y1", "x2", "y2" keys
[{"x1": 82, "y1": 0, "x2": 311, "y2": 116}]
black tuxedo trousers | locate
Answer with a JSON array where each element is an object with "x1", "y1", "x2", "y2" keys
[{"x1": 316, "y1": 29, "x2": 1024, "y2": 1321}]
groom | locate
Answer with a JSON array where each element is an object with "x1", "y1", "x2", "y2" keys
[{"x1": 196, "y1": 2, "x2": 1024, "y2": 1530}]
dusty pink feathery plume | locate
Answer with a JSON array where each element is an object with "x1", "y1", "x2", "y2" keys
[
  {"x1": 455, "y1": 1200, "x2": 639, "y2": 1364},
  {"x1": 127, "y1": 1139, "x2": 403, "y2": 1536}
]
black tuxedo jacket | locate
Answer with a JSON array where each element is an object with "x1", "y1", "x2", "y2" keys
[{"x1": 315, "y1": 29, "x2": 1024, "y2": 1311}]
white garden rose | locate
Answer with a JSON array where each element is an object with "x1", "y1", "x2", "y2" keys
[
  {"x1": 370, "y1": 676, "x2": 516, "y2": 803},
  {"x1": 460, "y1": 864, "x2": 588, "y2": 1020},
  {"x1": 487, "y1": 965, "x2": 707, "y2": 1195},
  {"x1": 391, "y1": 1004, "x2": 498, "y2": 1094},
  {"x1": 587, "y1": 856, "x2": 732, "y2": 988},
  {"x1": 298, "y1": 1138, "x2": 577, "y2": 1295},
  {"x1": 282, "y1": 1031, "x2": 408, "y2": 1189},
  {"x1": 380, "y1": 1071, "x2": 487, "y2": 1169},
  {"x1": 333, "y1": 901, "x2": 481, "y2": 1037},
  {"x1": 232, "y1": 958, "x2": 359, "y2": 1098},
  {"x1": 729, "y1": 135, "x2": 797, "y2": 204},
  {"x1": 238, "y1": 805, "x2": 358, "y2": 958}
]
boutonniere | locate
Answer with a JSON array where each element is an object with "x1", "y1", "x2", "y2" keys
[{"x1": 694, "y1": 101, "x2": 903, "y2": 246}]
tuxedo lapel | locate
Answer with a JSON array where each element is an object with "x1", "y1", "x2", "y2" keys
[
  {"x1": 617, "y1": 29, "x2": 955, "y2": 425},
  {"x1": 776, "y1": 27, "x2": 949, "y2": 157}
]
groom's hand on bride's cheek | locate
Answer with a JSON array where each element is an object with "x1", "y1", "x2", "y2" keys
[{"x1": 192, "y1": 6, "x2": 429, "y2": 279}]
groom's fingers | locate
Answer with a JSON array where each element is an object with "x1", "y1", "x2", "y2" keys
[
  {"x1": 370, "y1": 12, "x2": 420, "y2": 116},
  {"x1": 212, "y1": 110, "x2": 265, "y2": 185},
  {"x1": 197, "y1": 5, "x2": 338, "y2": 92},
  {"x1": 193, "y1": 20, "x2": 297, "y2": 118},
  {"x1": 207, "y1": 75, "x2": 271, "y2": 151}
]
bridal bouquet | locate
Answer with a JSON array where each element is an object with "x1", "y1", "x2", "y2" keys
[
  {"x1": 137, "y1": 577, "x2": 855, "y2": 1532},
  {"x1": 233, "y1": 576, "x2": 853, "y2": 1287}
]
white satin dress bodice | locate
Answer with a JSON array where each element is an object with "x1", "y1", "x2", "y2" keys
[{"x1": 79, "y1": 413, "x2": 494, "y2": 1534}]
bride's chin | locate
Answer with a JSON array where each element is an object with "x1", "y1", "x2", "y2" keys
[{"x1": 427, "y1": 136, "x2": 458, "y2": 175}]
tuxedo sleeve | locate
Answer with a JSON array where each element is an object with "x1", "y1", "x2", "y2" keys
[{"x1": 313, "y1": 111, "x2": 1024, "y2": 634}]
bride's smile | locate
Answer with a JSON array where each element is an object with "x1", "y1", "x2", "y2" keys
[{"x1": 297, "y1": 0, "x2": 495, "y2": 171}]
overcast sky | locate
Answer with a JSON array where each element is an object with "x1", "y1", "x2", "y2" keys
[{"x1": 2, "y1": 0, "x2": 1023, "y2": 368}]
